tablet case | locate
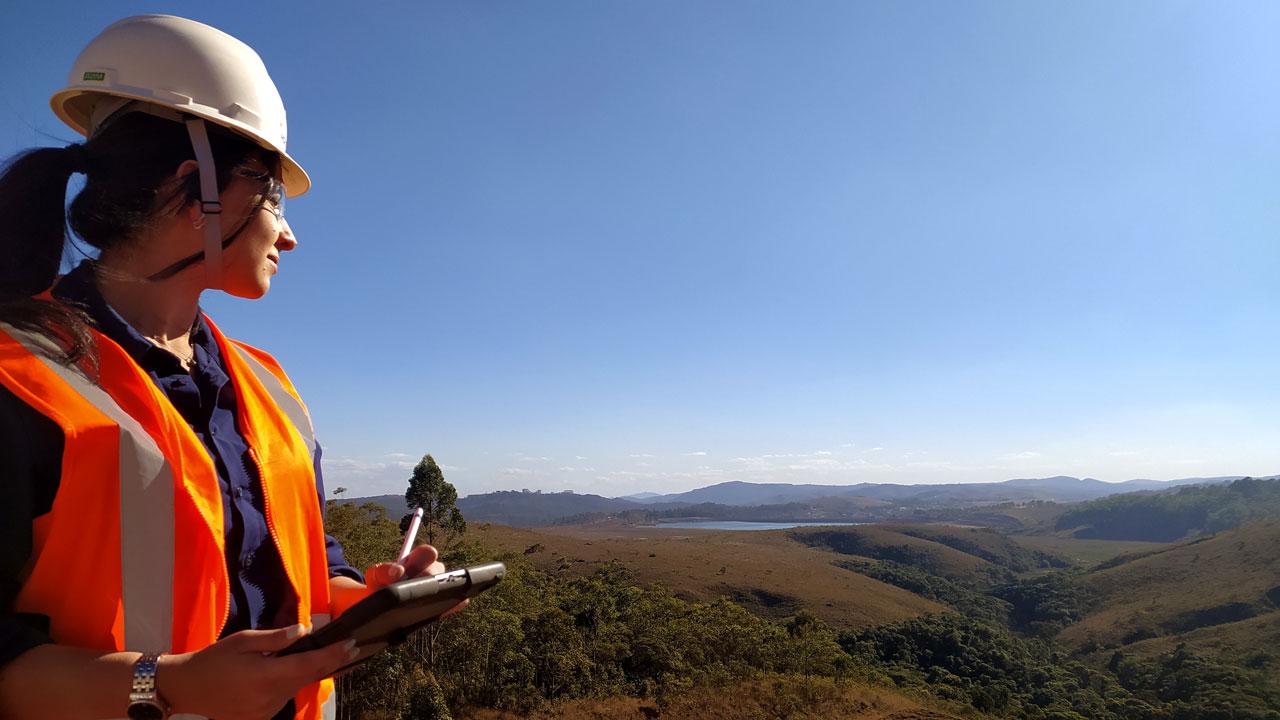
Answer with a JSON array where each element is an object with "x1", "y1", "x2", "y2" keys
[{"x1": 279, "y1": 561, "x2": 506, "y2": 669}]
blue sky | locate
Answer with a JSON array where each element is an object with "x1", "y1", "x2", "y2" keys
[{"x1": 3, "y1": 2, "x2": 1279, "y2": 497}]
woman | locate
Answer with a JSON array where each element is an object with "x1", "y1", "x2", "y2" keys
[{"x1": 0, "y1": 15, "x2": 446, "y2": 720}]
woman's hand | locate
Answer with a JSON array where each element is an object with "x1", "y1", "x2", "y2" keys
[
  {"x1": 330, "y1": 544, "x2": 468, "y2": 619},
  {"x1": 158, "y1": 624, "x2": 355, "y2": 720},
  {"x1": 366, "y1": 544, "x2": 447, "y2": 589}
]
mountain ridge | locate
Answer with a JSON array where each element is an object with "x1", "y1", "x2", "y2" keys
[
  {"x1": 332, "y1": 475, "x2": 1274, "y2": 529},
  {"x1": 613, "y1": 474, "x2": 1255, "y2": 507}
]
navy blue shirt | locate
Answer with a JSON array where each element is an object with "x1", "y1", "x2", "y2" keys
[{"x1": 0, "y1": 262, "x2": 361, "y2": 668}]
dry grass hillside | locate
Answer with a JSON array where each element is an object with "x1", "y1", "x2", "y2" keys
[
  {"x1": 468, "y1": 523, "x2": 950, "y2": 628},
  {"x1": 1008, "y1": 535, "x2": 1168, "y2": 568},
  {"x1": 1059, "y1": 519, "x2": 1280, "y2": 653},
  {"x1": 872, "y1": 524, "x2": 1064, "y2": 572},
  {"x1": 460, "y1": 674, "x2": 974, "y2": 720},
  {"x1": 778, "y1": 525, "x2": 998, "y2": 579},
  {"x1": 1120, "y1": 611, "x2": 1280, "y2": 669}
]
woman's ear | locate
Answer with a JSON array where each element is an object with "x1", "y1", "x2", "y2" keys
[{"x1": 172, "y1": 159, "x2": 203, "y2": 225}]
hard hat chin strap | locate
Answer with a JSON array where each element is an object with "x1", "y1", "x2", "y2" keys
[{"x1": 184, "y1": 117, "x2": 223, "y2": 289}]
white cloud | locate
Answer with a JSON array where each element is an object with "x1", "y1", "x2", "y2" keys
[
  {"x1": 321, "y1": 454, "x2": 417, "y2": 496},
  {"x1": 683, "y1": 451, "x2": 708, "y2": 456},
  {"x1": 629, "y1": 453, "x2": 655, "y2": 458}
]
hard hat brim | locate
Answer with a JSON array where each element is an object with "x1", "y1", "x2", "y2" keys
[{"x1": 51, "y1": 88, "x2": 311, "y2": 197}]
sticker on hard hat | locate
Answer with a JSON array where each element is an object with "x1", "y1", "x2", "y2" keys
[{"x1": 82, "y1": 72, "x2": 106, "y2": 82}]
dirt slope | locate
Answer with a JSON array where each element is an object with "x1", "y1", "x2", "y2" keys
[
  {"x1": 470, "y1": 523, "x2": 949, "y2": 629},
  {"x1": 1059, "y1": 519, "x2": 1280, "y2": 651}
]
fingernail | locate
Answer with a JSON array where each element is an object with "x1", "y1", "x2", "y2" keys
[{"x1": 284, "y1": 623, "x2": 305, "y2": 639}]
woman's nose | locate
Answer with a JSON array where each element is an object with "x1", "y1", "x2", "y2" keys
[{"x1": 276, "y1": 218, "x2": 299, "y2": 252}]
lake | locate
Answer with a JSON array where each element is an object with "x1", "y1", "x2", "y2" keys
[{"x1": 655, "y1": 520, "x2": 863, "y2": 531}]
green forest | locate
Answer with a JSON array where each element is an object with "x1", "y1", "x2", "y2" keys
[
  {"x1": 1055, "y1": 477, "x2": 1280, "y2": 541},
  {"x1": 324, "y1": 482, "x2": 1280, "y2": 720}
]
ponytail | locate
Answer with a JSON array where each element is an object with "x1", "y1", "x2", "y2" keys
[{"x1": 0, "y1": 145, "x2": 96, "y2": 370}]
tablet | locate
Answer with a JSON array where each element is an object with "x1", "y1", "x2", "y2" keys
[{"x1": 279, "y1": 561, "x2": 506, "y2": 669}]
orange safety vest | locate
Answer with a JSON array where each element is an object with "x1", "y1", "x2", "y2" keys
[{"x1": 0, "y1": 315, "x2": 335, "y2": 720}]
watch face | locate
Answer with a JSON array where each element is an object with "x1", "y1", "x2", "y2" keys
[{"x1": 127, "y1": 702, "x2": 165, "y2": 720}]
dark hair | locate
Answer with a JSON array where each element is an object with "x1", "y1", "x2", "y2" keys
[{"x1": 0, "y1": 111, "x2": 273, "y2": 370}]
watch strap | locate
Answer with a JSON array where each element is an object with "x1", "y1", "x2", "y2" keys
[{"x1": 127, "y1": 653, "x2": 171, "y2": 719}]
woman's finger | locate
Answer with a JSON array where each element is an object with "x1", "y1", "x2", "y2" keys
[
  {"x1": 278, "y1": 638, "x2": 358, "y2": 683},
  {"x1": 401, "y1": 544, "x2": 439, "y2": 577},
  {"x1": 231, "y1": 624, "x2": 308, "y2": 653},
  {"x1": 365, "y1": 562, "x2": 405, "y2": 588}
]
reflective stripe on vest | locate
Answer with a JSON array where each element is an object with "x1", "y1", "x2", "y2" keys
[
  {"x1": 229, "y1": 342, "x2": 317, "y2": 459},
  {"x1": 0, "y1": 324, "x2": 178, "y2": 653},
  {"x1": 0, "y1": 320, "x2": 335, "y2": 719}
]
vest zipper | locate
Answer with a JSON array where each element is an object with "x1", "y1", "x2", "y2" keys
[{"x1": 247, "y1": 445, "x2": 305, "y2": 627}]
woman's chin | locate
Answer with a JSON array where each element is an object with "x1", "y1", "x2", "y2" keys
[{"x1": 222, "y1": 279, "x2": 270, "y2": 300}]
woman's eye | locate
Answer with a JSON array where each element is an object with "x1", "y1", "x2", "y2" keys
[{"x1": 256, "y1": 183, "x2": 285, "y2": 216}]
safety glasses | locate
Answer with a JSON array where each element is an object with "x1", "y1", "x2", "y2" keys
[
  {"x1": 147, "y1": 167, "x2": 287, "y2": 282},
  {"x1": 233, "y1": 166, "x2": 286, "y2": 221}
]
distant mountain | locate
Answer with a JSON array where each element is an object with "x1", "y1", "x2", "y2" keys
[
  {"x1": 336, "y1": 475, "x2": 1273, "y2": 529},
  {"x1": 1114, "y1": 476, "x2": 1244, "y2": 491},
  {"x1": 551, "y1": 495, "x2": 894, "y2": 527},
  {"x1": 333, "y1": 490, "x2": 644, "y2": 528},
  {"x1": 637, "y1": 481, "x2": 878, "y2": 507},
  {"x1": 455, "y1": 489, "x2": 640, "y2": 527},
  {"x1": 627, "y1": 475, "x2": 1255, "y2": 507},
  {"x1": 331, "y1": 494, "x2": 409, "y2": 520},
  {"x1": 619, "y1": 491, "x2": 663, "y2": 501}
]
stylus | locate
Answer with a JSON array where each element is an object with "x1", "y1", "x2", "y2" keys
[{"x1": 398, "y1": 507, "x2": 425, "y2": 563}]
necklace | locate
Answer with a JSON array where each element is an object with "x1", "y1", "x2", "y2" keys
[
  {"x1": 148, "y1": 340, "x2": 194, "y2": 370},
  {"x1": 143, "y1": 326, "x2": 198, "y2": 371},
  {"x1": 171, "y1": 345, "x2": 196, "y2": 371}
]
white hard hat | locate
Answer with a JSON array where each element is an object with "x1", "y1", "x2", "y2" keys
[{"x1": 50, "y1": 14, "x2": 310, "y2": 197}]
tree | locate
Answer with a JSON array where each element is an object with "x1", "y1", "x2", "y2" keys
[
  {"x1": 405, "y1": 669, "x2": 453, "y2": 720},
  {"x1": 401, "y1": 454, "x2": 468, "y2": 673},
  {"x1": 402, "y1": 454, "x2": 467, "y2": 546}
]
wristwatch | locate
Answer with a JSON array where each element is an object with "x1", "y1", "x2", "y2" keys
[{"x1": 126, "y1": 653, "x2": 171, "y2": 720}]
